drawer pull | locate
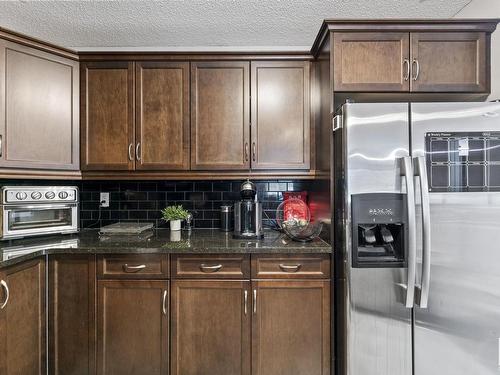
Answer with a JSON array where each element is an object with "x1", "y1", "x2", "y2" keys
[
  {"x1": 199, "y1": 264, "x2": 223, "y2": 273},
  {"x1": 123, "y1": 264, "x2": 147, "y2": 273},
  {"x1": 279, "y1": 264, "x2": 302, "y2": 272}
]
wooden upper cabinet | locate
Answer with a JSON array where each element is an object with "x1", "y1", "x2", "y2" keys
[
  {"x1": 410, "y1": 32, "x2": 488, "y2": 93},
  {"x1": 0, "y1": 39, "x2": 79, "y2": 171},
  {"x1": 171, "y1": 280, "x2": 251, "y2": 375},
  {"x1": 191, "y1": 61, "x2": 250, "y2": 170},
  {"x1": 0, "y1": 259, "x2": 45, "y2": 375},
  {"x1": 252, "y1": 280, "x2": 330, "y2": 375},
  {"x1": 81, "y1": 62, "x2": 134, "y2": 171},
  {"x1": 97, "y1": 280, "x2": 169, "y2": 375},
  {"x1": 333, "y1": 32, "x2": 410, "y2": 92},
  {"x1": 136, "y1": 62, "x2": 190, "y2": 170},
  {"x1": 251, "y1": 61, "x2": 310, "y2": 170}
]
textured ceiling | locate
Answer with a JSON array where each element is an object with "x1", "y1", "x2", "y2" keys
[{"x1": 0, "y1": 0, "x2": 472, "y2": 51}]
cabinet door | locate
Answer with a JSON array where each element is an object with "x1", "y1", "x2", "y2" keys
[
  {"x1": 49, "y1": 255, "x2": 96, "y2": 375},
  {"x1": 0, "y1": 259, "x2": 46, "y2": 375},
  {"x1": 410, "y1": 32, "x2": 488, "y2": 93},
  {"x1": 252, "y1": 280, "x2": 330, "y2": 375},
  {"x1": 191, "y1": 61, "x2": 250, "y2": 170},
  {"x1": 0, "y1": 40, "x2": 79, "y2": 170},
  {"x1": 171, "y1": 280, "x2": 251, "y2": 375},
  {"x1": 250, "y1": 61, "x2": 310, "y2": 170},
  {"x1": 136, "y1": 62, "x2": 190, "y2": 170},
  {"x1": 97, "y1": 280, "x2": 169, "y2": 375},
  {"x1": 333, "y1": 32, "x2": 410, "y2": 92},
  {"x1": 81, "y1": 62, "x2": 134, "y2": 171}
]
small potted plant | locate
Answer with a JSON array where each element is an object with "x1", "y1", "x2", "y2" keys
[{"x1": 161, "y1": 205, "x2": 189, "y2": 231}]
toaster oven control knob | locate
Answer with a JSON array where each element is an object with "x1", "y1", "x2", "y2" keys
[
  {"x1": 58, "y1": 191, "x2": 69, "y2": 199},
  {"x1": 15, "y1": 192, "x2": 27, "y2": 200},
  {"x1": 31, "y1": 191, "x2": 42, "y2": 200},
  {"x1": 45, "y1": 191, "x2": 56, "y2": 199}
]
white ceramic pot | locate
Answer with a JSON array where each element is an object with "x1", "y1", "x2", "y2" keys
[{"x1": 170, "y1": 219, "x2": 182, "y2": 231}]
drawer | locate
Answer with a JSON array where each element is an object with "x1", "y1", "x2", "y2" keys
[
  {"x1": 251, "y1": 254, "x2": 331, "y2": 279},
  {"x1": 97, "y1": 254, "x2": 169, "y2": 279},
  {"x1": 171, "y1": 254, "x2": 250, "y2": 279}
]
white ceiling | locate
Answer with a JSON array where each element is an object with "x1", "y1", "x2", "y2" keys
[{"x1": 0, "y1": 0, "x2": 472, "y2": 51}]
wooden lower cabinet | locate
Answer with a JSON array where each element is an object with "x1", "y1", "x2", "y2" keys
[
  {"x1": 0, "y1": 258, "x2": 46, "y2": 375},
  {"x1": 171, "y1": 280, "x2": 251, "y2": 375},
  {"x1": 48, "y1": 255, "x2": 96, "y2": 375},
  {"x1": 252, "y1": 280, "x2": 331, "y2": 375},
  {"x1": 97, "y1": 280, "x2": 169, "y2": 375}
]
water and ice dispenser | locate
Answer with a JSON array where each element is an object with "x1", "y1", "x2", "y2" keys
[{"x1": 351, "y1": 193, "x2": 407, "y2": 268}]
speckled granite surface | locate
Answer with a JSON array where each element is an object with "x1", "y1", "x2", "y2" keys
[{"x1": 0, "y1": 229, "x2": 331, "y2": 269}]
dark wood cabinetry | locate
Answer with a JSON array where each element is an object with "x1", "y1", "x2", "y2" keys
[
  {"x1": 0, "y1": 259, "x2": 46, "y2": 375},
  {"x1": 48, "y1": 255, "x2": 96, "y2": 375},
  {"x1": 81, "y1": 62, "x2": 134, "y2": 171},
  {"x1": 191, "y1": 61, "x2": 250, "y2": 170},
  {"x1": 252, "y1": 280, "x2": 330, "y2": 375},
  {"x1": 251, "y1": 61, "x2": 310, "y2": 170},
  {"x1": 171, "y1": 280, "x2": 251, "y2": 375},
  {"x1": 0, "y1": 39, "x2": 79, "y2": 172},
  {"x1": 97, "y1": 280, "x2": 169, "y2": 375},
  {"x1": 136, "y1": 62, "x2": 190, "y2": 170}
]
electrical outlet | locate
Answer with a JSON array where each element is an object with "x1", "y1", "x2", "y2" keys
[{"x1": 100, "y1": 192, "x2": 110, "y2": 208}]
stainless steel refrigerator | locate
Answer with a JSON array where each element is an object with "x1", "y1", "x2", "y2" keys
[{"x1": 333, "y1": 102, "x2": 500, "y2": 375}]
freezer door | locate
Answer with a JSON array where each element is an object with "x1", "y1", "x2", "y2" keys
[
  {"x1": 343, "y1": 103, "x2": 412, "y2": 375},
  {"x1": 412, "y1": 102, "x2": 500, "y2": 375}
]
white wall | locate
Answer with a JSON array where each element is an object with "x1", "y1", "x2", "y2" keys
[{"x1": 455, "y1": 0, "x2": 500, "y2": 99}]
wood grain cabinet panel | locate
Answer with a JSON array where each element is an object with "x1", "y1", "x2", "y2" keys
[
  {"x1": 191, "y1": 61, "x2": 250, "y2": 170},
  {"x1": 252, "y1": 280, "x2": 330, "y2": 375},
  {"x1": 171, "y1": 254, "x2": 250, "y2": 279},
  {"x1": 0, "y1": 39, "x2": 79, "y2": 171},
  {"x1": 333, "y1": 32, "x2": 410, "y2": 92},
  {"x1": 48, "y1": 255, "x2": 96, "y2": 375},
  {"x1": 0, "y1": 259, "x2": 45, "y2": 375},
  {"x1": 251, "y1": 254, "x2": 330, "y2": 279},
  {"x1": 410, "y1": 32, "x2": 488, "y2": 93},
  {"x1": 136, "y1": 62, "x2": 190, "y2": 170},
  {"x1": 251, "y1": 61, "x2": 310, "y2": 170},
  {"x1": 171, "y1": 280, "x2": 251, "y2": 375},
  {"x1": 97, "y1": 280, "x2": 169, "y2": 375},
  {"x1": 81, "y1": 61, "x2": 134, "y2": 171},
  {"x1": 97, "y1": 254, "x2": 169, "y2": 280}
]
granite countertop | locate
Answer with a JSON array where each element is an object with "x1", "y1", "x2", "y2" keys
[{"x1": 0, "y1": 229, "x2": 331, "y2": 269}]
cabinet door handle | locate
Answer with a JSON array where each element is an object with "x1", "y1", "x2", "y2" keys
[
  {"x1": 253, "y1": 289, "x2": 257, "y2": 315},
  {"x1": 0, "y1": 134, "x2": 3, "y2": 158},
  {"x1": 244, "y1": 142, "x2": 249, "y2": 162},
  {"x1": 162, "y1": 290, "x2": 168, "y2": 316},
  {"x1": 244, "y1": 290, "x2": 248, "y2": 315},
  {"x1": 0, "y1": 280, "x2": 9, "y2": 310},
  {"x1": 279, "y1": 264, "x2": 302, "y2": 273},
  {"x1": 412, "y1": 59, "x2": 420, "y2": 81},
  {"x1": 128, "y1": 143, "x2": 134, "y2": 161},
  {"x1": 252, "y1": 142, "x2": 256, "y2": 162},
  {"x1": 136, "y1": 143, "x2": 141, "y2": 161},
  {"x1": 123, "y1": 264, "x2": 146, "y2": 273},
  {"x1": 199, "y1": 264, "x2": 223, "y2": 273},
  {"x1": 403, "y1": 59, "x2": 410, "y2": 81}
]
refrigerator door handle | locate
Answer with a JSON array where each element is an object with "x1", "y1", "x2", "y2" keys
[
  {"x1": 401, "y1": 156, "x2": 417, "y2": 308},
  {"x1": 415, "y1": 156, "x2": 432, "y2": 308}
]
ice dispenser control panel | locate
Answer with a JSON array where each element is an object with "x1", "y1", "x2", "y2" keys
[{"x1": 351, "y1": 193, "x2": 407, "y2": 268}]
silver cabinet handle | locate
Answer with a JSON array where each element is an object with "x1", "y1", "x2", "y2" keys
[
  {"x1": 412, "y1": 59, "x2": 420, "y2": 81},
  {"x1": 403, "y1": 59, "x2": 410, "y2": 81},
  {"x1": 128, "y1": 143, "x2": 134, "y2": 161},
  {"x1": 253, "y1": 289, "x2": 257, "y2": 314},
  {"x1": 136, "y1": 143, "x2": 141, "y2": 161},
  {"x1": 415, "y1": 156, "x2": 432, "y2": 308},
  {"x1": 244, "y1": 290, "x2": 248, "y2": 316},
  {"x1": 401, "y1": 156, "x2": 417, "y2": 308},
  {"x1": 123, "y1": 264, "x2": 146, "y2": 273},
  {"x1": 0, "y1": 134, "x2": 3, "y2": 158},
  {"x1": 199, "y1": 264, "x2": 223, "y2": 273},
  {"x1": 244, "y1": 142, "x2": 249, "y2": 162},
  {"x1": 279, "y1": 264, "x2": 302, "y2": 273},
  {"x1": 162, "y1": 290, "x2": 168, "y2": 316},
  {"x1": 0, "y1": 280, "x2": 9, "y2": 310},
  {"x1": 252, "y1": 142, "x2": 256, "y2": 162}
]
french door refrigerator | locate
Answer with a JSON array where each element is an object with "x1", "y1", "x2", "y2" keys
[{"x1": 333, "y1": 102, "x2": 500, "y2": 375}]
